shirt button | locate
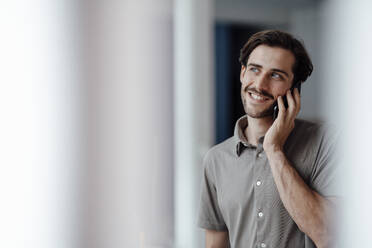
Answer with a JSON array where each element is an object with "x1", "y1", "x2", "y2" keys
[
  {"x1": 258, "y1": 152, "x2": 263, "y2": 158},
  {"x1": 260, "y1": 243, "x2": 267, "y2": 248},
  {"x1": 258, "y1": 211, "x2": 264, "y2": 218},
  {"x1": 256, "y1": 180, "x2": 262, "y2": 186}
]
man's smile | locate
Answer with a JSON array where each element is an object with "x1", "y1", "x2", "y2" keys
[{"x1": 246, "y1": 91, "x2": 272, "y2": 103}]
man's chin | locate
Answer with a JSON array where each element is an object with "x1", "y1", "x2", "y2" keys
[{"x1": 245, "y1": 107, "x2": 274, "y2": 119}]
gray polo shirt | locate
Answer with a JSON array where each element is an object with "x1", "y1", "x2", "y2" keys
[{"x1": 197, "y1": 115, "x2": 339, "y2": 248}]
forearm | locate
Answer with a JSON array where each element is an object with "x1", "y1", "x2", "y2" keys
[{"x1": 266, "y1": 149, "x2": 333, "y2": 247}]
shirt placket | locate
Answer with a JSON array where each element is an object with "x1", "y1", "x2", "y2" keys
[{"x1": 254, "y1": 144, "x2": 269, "y2": 248}]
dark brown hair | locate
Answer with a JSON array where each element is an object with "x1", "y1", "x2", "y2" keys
[{"x1": 239, "y1": 30, "x2": 313, "y2": 84}]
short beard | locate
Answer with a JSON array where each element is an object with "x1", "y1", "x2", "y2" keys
[
  {"x1": 241, "y1": 86, "x2": 275, "y2": 119},
  {"x1": 242, "y1": 97, "x2": 275, "y2": 118}
]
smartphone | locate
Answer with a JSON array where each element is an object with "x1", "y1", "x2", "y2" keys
[{"x1": 273, "y1": 81, "x2": 301, "y2": 119}]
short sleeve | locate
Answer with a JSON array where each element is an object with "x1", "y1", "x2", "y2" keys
[
  {"x1": 310, "y1": 125, "x2": 341, "y2": 197},
  {"x1": 197, "y1": 150, "x2": 227, "y2": 231}
]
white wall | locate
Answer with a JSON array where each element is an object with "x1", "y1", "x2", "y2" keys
[
  {"x1": 318, "y1": 0, "x2": 372, "y2": 246},
  {"x1": 0, "y1": 1, "x2": 80, "y2": 248},
  {"x1": 174, "y1": 0, "x2": 215, "y2": 247},
  {"x1": 80, "y1": 1, "x2": 174, "y2": 247}
]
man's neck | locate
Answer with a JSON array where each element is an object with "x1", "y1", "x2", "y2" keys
[{"x1": 244, "y1": 115, "x2": 273, "y2": 146}]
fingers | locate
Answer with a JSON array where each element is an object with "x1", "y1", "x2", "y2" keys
[
  {"x1": 286, "y1": 89, "x2": 301, "y2": 115},
  {"x1": 277, "y1": 95, "x2": 286, "y2": 119},
  {"x1": 286, "y1": 90, "x2": 296, "y2": 112},
  {"x1": 294, "y1": 88, "x2": 301, "y2": 113},
  {"x1": 277, "y1": 89, "x2": 300, "y2": 124}
]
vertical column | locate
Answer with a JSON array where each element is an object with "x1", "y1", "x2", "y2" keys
[
  {"x1": 0, "y1": 1, "x2": 80, "y2": 248},
  {"x1": 174, "y1": 0, "x2": 214, "y2": 247},
  {"x1": 319, "y1": 0, "x2": 372, "y2": 246},
  {"x1": 81, "y1": 0, "x2": 174, "y2": 247}
]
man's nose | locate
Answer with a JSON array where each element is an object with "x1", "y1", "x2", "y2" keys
[{"x1": 254, "y1": 74, "x2": 269, "y2": 91}]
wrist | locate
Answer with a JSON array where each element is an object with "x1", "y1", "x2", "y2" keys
[
  {"x1": 263, "y1": 143, "x2": 283, "y2": 153},
  {"x1": 263, "y1": 145, "x2": 284, "y2": 157},
  {"x1": 264, "y1": 148, "x2": 287, "y2": 169}
]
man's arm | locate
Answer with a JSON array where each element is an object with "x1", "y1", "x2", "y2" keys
[
  {"x1": 205, "y1": 229, "x2": 229, "y2": 248},
  {"x1": 265, "y1": 149, "x2": 336, "y2": 248},
  {"x1": 198, "y1": 151, "x2": 230, "y2": 248},
  {"x1": 263, "y1": 89, "x2": 337, "y2": 248}
]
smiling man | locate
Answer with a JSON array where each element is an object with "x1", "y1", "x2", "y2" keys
[{"x1": 197, "y1": 30, "x2": 339, "y2": 248}]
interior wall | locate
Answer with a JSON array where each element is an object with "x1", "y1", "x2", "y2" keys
[
  {"x1": 81, "y1": 1, "x2": 174, "y2": 247},
  {"x1": 174, "y1": 0, "x2": 215, "y2": 247},
  {"x1": 317, "y1": 0, "x2": 372, "y2": 246},
  {"x1": 289, "y1": 4, "x2": 322, "y2": 122},
  {"x1": 215, "y1": 1, "x2": 290, "y2": 28},
  {"x1": 0, "y1": 1, "x2": 81, "y2": 248}
]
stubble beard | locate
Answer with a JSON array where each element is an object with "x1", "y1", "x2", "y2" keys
[{"x1": 241, "y1": 91, "x2": 275, "y2": 119}]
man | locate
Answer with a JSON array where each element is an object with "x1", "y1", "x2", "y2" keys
[{"x1": 197, "y1": 30, "x2": 339, "y2": 248}]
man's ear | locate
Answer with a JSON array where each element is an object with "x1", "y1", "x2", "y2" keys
[{"x1": 240, "y1": 65, "x2": 246, "y2": 82}]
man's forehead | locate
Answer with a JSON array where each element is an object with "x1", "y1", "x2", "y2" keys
[{"x1": 247, "y1": 45, "x2": 295, "y2": 73}]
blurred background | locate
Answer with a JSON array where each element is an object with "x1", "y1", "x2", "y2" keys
[{"x1": 0, "y1": 0, "x2": 371, "y2": 247}]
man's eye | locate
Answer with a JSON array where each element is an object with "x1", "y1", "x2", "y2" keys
[
  {"x1": 250, "y1": 67, "x2": 259, "y2": 72},
  {"x1": 271, "y1": 72, "x2": 281, "y2": 79}
]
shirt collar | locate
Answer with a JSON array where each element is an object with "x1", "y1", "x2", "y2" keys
[{"x1": 233, "y1": 115, "x2": 265, "y2": 156}]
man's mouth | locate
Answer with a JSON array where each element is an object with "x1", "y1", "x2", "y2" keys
[{"x1": 248, "y1": 91, "x2": 271, "y2": 101}]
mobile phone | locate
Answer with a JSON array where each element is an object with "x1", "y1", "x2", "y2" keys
[{"x1": 273, "y1": 81, "x2": 301, "y2": 119}]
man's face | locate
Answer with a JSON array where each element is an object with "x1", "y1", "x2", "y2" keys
[{"x1": 240, "y1": 45, "x2": 295, "y2": 118}]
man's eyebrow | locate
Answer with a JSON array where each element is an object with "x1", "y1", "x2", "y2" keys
[
  {"x1": 272, "y1": 68, "x2": 289, "y2": 78},
  {"x1": 247, "y1": 63, "x2": 262, "y2": 68},
  {"x1": 247, "y1": 63, "x2": 290, "y2": 78}
]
